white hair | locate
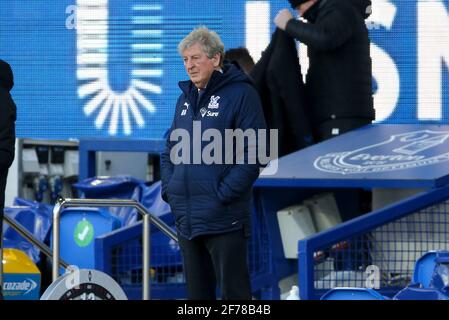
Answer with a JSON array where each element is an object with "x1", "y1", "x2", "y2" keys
[{"x1": 178, "y1": 27, "x2": 225, "y2": 66}]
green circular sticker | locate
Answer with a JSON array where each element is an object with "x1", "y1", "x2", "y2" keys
[{"x1": 74, "y1": 219, "x2": 94, "y2": 247}]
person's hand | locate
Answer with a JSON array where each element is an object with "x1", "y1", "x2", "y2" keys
[{"x1": 274, "y1": 9, "x2": 294, "y2": 31}]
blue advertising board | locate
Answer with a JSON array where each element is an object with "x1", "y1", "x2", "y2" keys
[{"x1": 0, "y1": 0, "x2": 448, "y2": 140}]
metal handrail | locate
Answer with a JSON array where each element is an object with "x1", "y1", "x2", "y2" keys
[
  {"x1": 3, "y1": 214, "x2": 70, "y2": 269},
  {"x1": 1, "y1": 212, "x2": 70, "y2": 296},
  {"x1": 52, "y1": 198, "x2": 178, "y2": 301}
]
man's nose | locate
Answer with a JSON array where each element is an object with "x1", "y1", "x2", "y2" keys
[{"x1": 186, "y1": 60, "x2": 194, "y2": 70}]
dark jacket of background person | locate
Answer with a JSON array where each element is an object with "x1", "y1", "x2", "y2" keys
[
  {"x1": 251, "y1": 28, "x2": 314, "y2": 157},
  {"x1": 285, "y1": 0, "x2": 374, "y2": 129},
  {"x1": 0, "y1": 59, "x2": 16, "y2": 236},
  {"x1": 161, "y1": 64, "x2": 266, "y2": 240}
]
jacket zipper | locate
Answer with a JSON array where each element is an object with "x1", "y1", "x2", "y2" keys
[
  {"x1": 184, "y1": 163, "x2": 192, "y2": 238},
  {"x1": 185, "y1": 104, "x2": 194, "y2": 238},
  {"x1": 185, "y1": 93, "x2": 208, "y2": 238}
]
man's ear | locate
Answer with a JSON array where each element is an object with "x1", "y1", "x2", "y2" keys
[{"x1": 212, "y1": 53, "x2": 221, "y2": 68}]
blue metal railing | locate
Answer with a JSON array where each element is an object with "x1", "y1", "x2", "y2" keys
[
  {"x1": 299, "y1": 184, "x2": 449, "y2": 300},
  {"x1": 95, "y1": 205, "x2": 275, "y2": 299}
]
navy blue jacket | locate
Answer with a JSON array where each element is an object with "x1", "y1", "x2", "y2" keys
[{"x1": 161, "y1": 64, "x2": 267, "y2": 240}]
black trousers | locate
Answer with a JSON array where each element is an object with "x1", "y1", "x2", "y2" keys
[{"x1": 178, "y1": 228, "x2": 252, "y2": 300}]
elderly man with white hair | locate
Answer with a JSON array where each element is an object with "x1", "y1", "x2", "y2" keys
[{"x1": 161, "y1": 27, "x2": 267, "y2": 300}]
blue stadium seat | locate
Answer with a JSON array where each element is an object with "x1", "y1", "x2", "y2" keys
[
  {"x1": 50, "y1": 207, "x2": 121, "y2": 271},
  {"x1": 320, "y1": 288, "x2": 388, "y2": 300},
  {"x1": 429, "y1": 252, "x2": 449, "y2": 292},
  {"x1": 393, "y1": 285, "x2": 449, "y2": 300},
  {"x1": 413, "y1": 251, "x2": 438, "y2": 288}
]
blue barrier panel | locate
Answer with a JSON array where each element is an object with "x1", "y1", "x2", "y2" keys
[
  {"x1": 254, "y1": 124, "x2": 449, "y2": 300},
  {"x1": 299, "y1": 186, "x2": 449, "y2": 299}
]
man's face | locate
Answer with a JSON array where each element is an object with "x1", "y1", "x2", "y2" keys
[
  {"x1": 182, "y1": 42, "x2": 220, "y2": 89},
  {"x1": 297, "y1": 0, "x2": 317, "y2": 16}
]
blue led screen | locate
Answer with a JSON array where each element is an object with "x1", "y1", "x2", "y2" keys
[{"x1": 0, "y1": 0, "x2": 448, "y2": 140}]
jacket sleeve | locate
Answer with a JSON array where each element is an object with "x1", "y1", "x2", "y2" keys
[
  {"x1": 0, "y1": 93, "x2": 16, "y2": 170},
  {"x1": 285, "y1": 6, "x2": 355, "y2": 51},
  {"x1": 216, "y1": 86, "x2": 267, "y2": 204},
  {"x1": 160, "y1": 106, "x2": 178, "y2": 203},
  {"x1": 269, "y1": 29, "x2": 314, "y2": 150}
]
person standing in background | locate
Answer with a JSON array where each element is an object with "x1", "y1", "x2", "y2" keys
[
  {"x1": 0, "y1": 60, "x2": 17, "y2": 300},
  {"x1": 224, "y1": 47, "x2": 255, "y2": 75},
  {"x1": 275, "y1": 0, "x2": 374, "y2": 226},
  {"x1": 275, "y1": 0, "x2": 374, "y2": 142}
]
